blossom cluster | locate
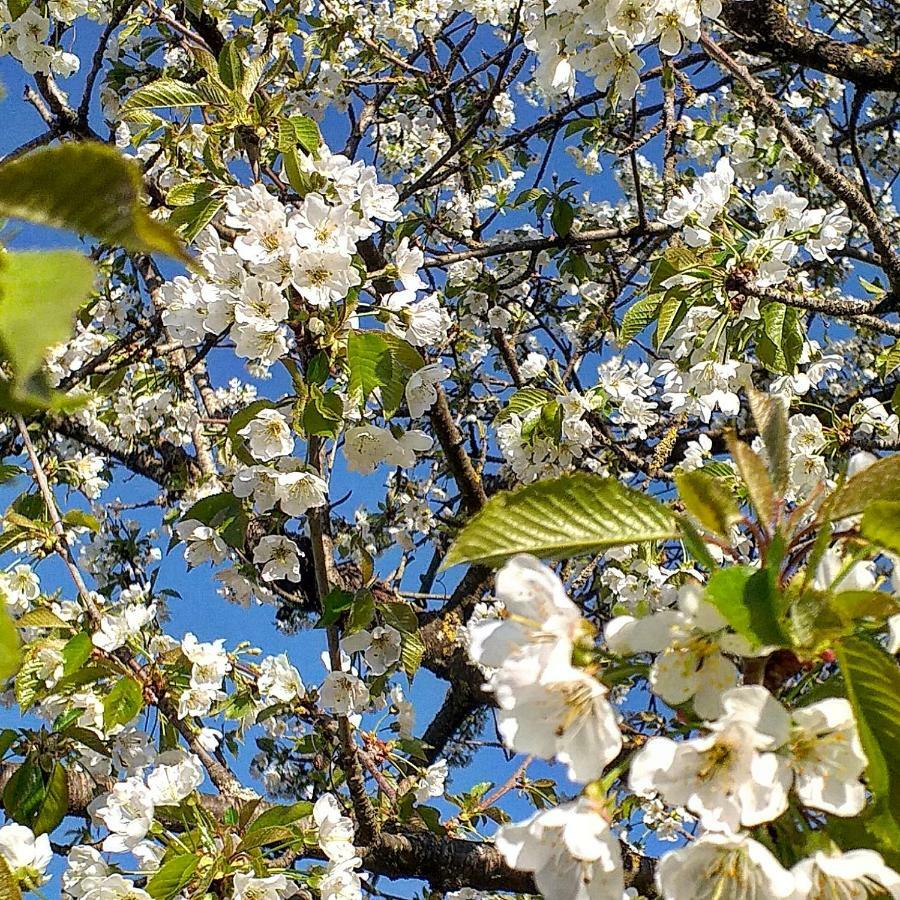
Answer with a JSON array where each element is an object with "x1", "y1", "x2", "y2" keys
[{"x1": 469, "y1": 555, "x2": 900, "y2": 900}]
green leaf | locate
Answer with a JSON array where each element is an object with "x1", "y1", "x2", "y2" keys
[
  {"x1": 236, "y1": 824, "x2": 301, "y2": 852},
  {"x1": 379, "y1": 333, "x2": 426, "y2": 416},
  {"x1": 550, "y1": 199, "x2": 575, "y2": 237},
  {"x1": 878, "y1": 342, "x2": 900, "y2": 379},
  {"x1": 618, "y1": 296, "x2": 660, "y2": 343},
  {"x1": 103, "y1": 676, "x2": 144, "y2": 730},
  {"x1": 837, "y1": 636, "x2": 900, "y2": 819},
  {"x1": 1, "y1": 758, "x2": 67, "y2": 833},
  {"x1": 165, "y1": 180, "x2": 219, "y2": 207},
  {"x1": 678, "y1": 514, "x2": 718, "y2": 571},
  {"x1": 245, "y1": 800, "x2": 312, "y2": 833},
  {"x1": 757, "y1": 303, "x2": 804, "y2": 374},
  {"x1": 0, "y1": 143, "x2": 190, "y2": 263},
  {"x1": 0, "y1": 607, "x2": 21, "y2": 682},
  {"x1": 168, "y1": 196, "x2": 225, "y2": 244},
  {"x1": 0, "y1": 729, "x2": 17, "y2": 758},
  {"x1": 30, "y1": 763, "x2": 68, "y2": 835},
  {"x1": 675, "y1": 470, "x2": 742, "y2": 539},
  {"x1": 302, "y1": 388, "x2": 343, "y2": 438},
  {"x1": 494, "y1": 388, "x2": 553, "y2": 425},
  {"x1": 61, "y1": 631, "x2": 93, "y2": 676},
  {"x1": 725, "y1": 431, "x2": 775, "y2": 525},
  {"x1": 180, "y1": 492, "x2": 248, "y2": 550},
  {"x1": 0, "y1": 856, "x2": 22, "y2": 900},
  {"x1": 0, "y1": 251, "x2": 95, "y2": 394},
  {"x1": 380, "y1": 601, "x2": 419, "y2": 634},
  {"x1": 705, "y1": 566, "x2": 787, "y2": 648},
  {"x1": 861, "y1": 500, "x2": 900, "y2": 553},
  {"x1": 146, "y1": 854, "x2": 199, "y2": 900},
  {"x1": 829, "y1": 455, "x2": 900, "y2": 520},
  {"x1": 62, "y1": 509, "x2": 101, "y2": 533},
  {"x1": 122, "y1": 79, "x2": 208, "y2": 115},
  {"x1": 347, "y1": 331, "x2": 394, "y2": 408},
  {"x1": 291, "y1": 115, "x2": 322, "y2": 154},
  {"x1": 443, "y1": 472, "x2": 678, "y2": 569},
  {"x1": 2, "y1": 759, "x2": 44, "y2": 825},
  {"x1": 278, "y1": 115, "x2": 321, "y2": 156},
  {"x1": 654, "y1": 296, "x2": 682, "y2": 349},
  {"x1": 827, "y1": 590, "x2": 900, "y2": 624},
  {"x1": 317, "y1": 589, "x2": 353, "y2": 627},
  {"x1": 400, "y1": 628, "x2": 425, "y2": 680},
  {"x1": 306, "y1": 351, "x2": 331, "y2": 386},
  {"x1": 748, "y1": 387, "x2": 789, "y2": 495},
  {"x1": 345, "y1": 590, "x2": 376, "y2": 635},
  {"x1": 217, "y1": 38, "x2": 245, "y2": 89},
  {"x1": 15, "y1": 608, "x2": 70, "y2": 630}
]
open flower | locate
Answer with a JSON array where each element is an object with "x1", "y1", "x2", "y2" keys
[
  {"x1": 792, "y1": 850, "x2": 900, "y2": 899},
  {"x1": 656, "y1": 833, "x2": 796, "y2": 900},
  {"x1": 496, "y1": 797, "x2": 624, "y2": 900}
]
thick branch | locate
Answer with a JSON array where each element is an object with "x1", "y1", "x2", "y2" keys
[{"x1": 720, "y1": 0, "x2": 900, "y2": 92}]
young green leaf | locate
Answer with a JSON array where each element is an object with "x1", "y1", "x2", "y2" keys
[
  {"x1": 0, "y1": 607, "x2": 21, "y2": 682},
  {"x1": 443, "y1": 473, "x2": 678, "y2": 569},
  {"x1": 675, "y1": 470, "x2": 742, "y2": 539},
  {"x1": 837, "y1": 636, "x2": 900, "y2": 820},
  {"x1": 861, "y1": 500, "x2": 900, "y2": 553},
  {"x1": 748, "y1": 387, "x2": 789, "y2": 494},
  {"x1": 725, "y1": 430, "x2": 775, "y2": 526},
  {"x1": 0, "y1": 251, "x2": 95, "y2": 392},
  {"x1": 103, "y1": 676, "x2": 144, "y2": 730},
  {"x1": 146, "y1": 854, "x2": 200, "y2": 900},
  {"x1": 829, "y1": 456, "x2": 900, "y2": 520},
  {"x1": 347, "y1": 331, "x2": 394, "y2": 408},
  {"x1": 705, "y1": 565, "x2": 787, "y2": 648},
  {"x1": 0, "y1": 143, "x2": 190, "y2": 263}
]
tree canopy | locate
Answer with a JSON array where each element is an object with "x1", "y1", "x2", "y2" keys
[{"x1": 0, "y1": 0, "x2": 899, "y2": 898}]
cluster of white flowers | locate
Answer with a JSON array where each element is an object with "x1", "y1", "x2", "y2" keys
[
  {"x1": 482, "y1": 557, "x2": 900, "y2": 900},
  {"x1": 497, "y1": 390, "x2": 596, "y2": 481},
  {"x1": 606, "y1": 582, "x2": 757, "y2": 718},
  {"x1": 631, "y1": 685, "x2": 868, "y2": 830},
  {"x1": 92, "y1": 594, "x2": 158, "y2": 654},
  {"x1": 314, "y1": 793, "x2": 364, "y2": 899},
  {"x1": 88, "y1": 751, "x2": 203, "y2": 853},
  {"x1": 517, "y1": 0, "x2": 721, "y2": 102},
  {"x1": 657, "y1": 838, "x2": 900, "y2": 900},
  {"x1": 161, "y1": 143, "x2": 408, "y2": 370},
  {"x1": 468, "y1": 556, "x2": 622, "y2": 781},
  {"x1": 0, "y1": 5, "x2": 80, "y2": 76},
  {"x1": 343, "y1": 424, "x2": 433, "y2": 476},
  {"x1": 177, "y1": 632, "x2": 231, "y2": 718},
  {"x1": 0, "y1": 563, "x2": 41, "y2": 617}
]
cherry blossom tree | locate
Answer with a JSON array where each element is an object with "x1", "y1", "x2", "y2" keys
[{"x1": 0, "y1": 0, "x2": 899, "y2": 898}]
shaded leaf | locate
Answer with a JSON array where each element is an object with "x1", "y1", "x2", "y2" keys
[
  {"x1": 748, "y1": 388, "x2": 789, "y2": 494},
  {"x1": 830, "y1": 456, "x2": 900, "y2": 520},
  {"x1": 726, "y1": 431, "x2": 775, "y2": 525},
  {"x1": 676, "y1": 470, "x2": 742, "y2": 539},
  {"x1": 861, "y1": 500, "x2": 900, "y2": 553},
  {"x1": 0, "y1": 143, "x2": 189, "y2": 262}
]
